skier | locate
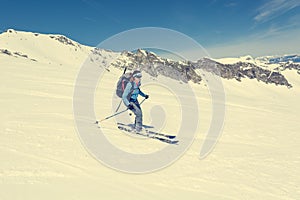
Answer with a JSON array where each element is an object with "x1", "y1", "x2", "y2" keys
[{"x1": 122, "y1": 70, "x2": 149, "y2": 132}]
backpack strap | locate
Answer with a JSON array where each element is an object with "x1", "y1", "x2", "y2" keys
[
  {"x1": 129, "y1": 82, "x2": 135, "y2": 96},
  {"x1": 125, "y1": 82, "x2": 135, "y2": 100}
]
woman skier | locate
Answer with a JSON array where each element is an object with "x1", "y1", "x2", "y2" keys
[{"x1": 122, "y1": 70, "x2": 149, "y2": 132}]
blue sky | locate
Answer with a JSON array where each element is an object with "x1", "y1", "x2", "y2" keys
[{"x1": 1, "y1": 0, "x2": 300, "y2": 58}]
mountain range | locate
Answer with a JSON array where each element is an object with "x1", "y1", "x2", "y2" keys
[{"x1": 1, "y1": 29, "x2": 299, "y2": 88}]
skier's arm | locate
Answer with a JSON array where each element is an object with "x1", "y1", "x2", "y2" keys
[
  {"x1": 122, "y1": 82, "x2": 132, "y2": 106},
  {"x1": 139, "y1": 89, "x2": 146, "y2": 97}
]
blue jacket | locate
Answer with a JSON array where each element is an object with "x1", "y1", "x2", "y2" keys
[{"x1": 122, "y1": 81, "x2": 146, "y2": 106}]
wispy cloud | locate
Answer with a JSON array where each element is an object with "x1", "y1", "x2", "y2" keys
[
  {"x1": 207, "y1": 0, "x2": 218, "y2": 7},
  {"x1": 206, "y1": 9, "x2": 300, "y2": 58},
  {"x1": 83, "y1": 17, "x2": 97, "y2": 23},
  {"x1": 254, "y1": 0, "x2": 300, "y2": 23},
  {"x1": 225, "y1": 2, "x2": 237, "y2": 8},
  {"x1": 205, "y1": 26, "x2": 300, "y2": 58},
  {"x1": 251, "y1": 9, "x2": 300, "y2": 40}
]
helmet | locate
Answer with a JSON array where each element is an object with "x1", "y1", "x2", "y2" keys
[{"x1": 132, "y1": 70, "x2": 142, "y2": 78}]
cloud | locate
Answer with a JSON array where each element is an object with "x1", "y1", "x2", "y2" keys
[
  {"x1": 251, "y1": 11, "x2": 300, "y2": 41},
  {"x1": 205, "y1": 27, "x2": 300, "y2": 58},
  {"x1": 254, "y1": 0, "x2": 300, "y2": 23},
  {"x1": 213, "y1": 4, "x2": 300, "y2": 59},
  {"x1": 225, "y1": 2, "x2": 237, "y2": 7},
  {"x1": 83, "y1": 17, "x2": 97, "y2": 23},
  {"x1": 157, "y1": 26, "x2": 300, "y2": 60}
]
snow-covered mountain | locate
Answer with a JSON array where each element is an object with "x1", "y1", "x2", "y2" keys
[
  {"x1": 214, "y1": 54, "x2": 300, "y2": 65},
  {"x1": 259, "y1": 55, "x2": 300, "y2": 64},
  {"x1": 1, "y1": 29, "x2": 299, "y2": 89}
]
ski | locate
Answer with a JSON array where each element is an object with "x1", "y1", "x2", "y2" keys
[
  {"x1": 117, "y1": 123, "x2": 176, "y2": 139},
  {"x1": 117, "y1": 125, "x2": 178, "y2": 145},
  {"x1": 145, "y1": 129, "x2": 176, "y2": 139}
]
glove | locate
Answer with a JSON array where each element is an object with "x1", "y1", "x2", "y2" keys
[
  {"x1": 145, "y1": 95, "x2": 149, "y2": 99},
  {"x1": 127, "y1": 103, "x2": 134, "y2": 110}
]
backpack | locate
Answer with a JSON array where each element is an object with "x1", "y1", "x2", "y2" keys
[{"x1": 116, "y1": 72, "x2": 134, "y2": 99}]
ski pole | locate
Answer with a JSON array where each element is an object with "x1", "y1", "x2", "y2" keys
[
  {"x1": 96, "y1": 98, "x2": 147, "y2": 124},
  {"x1": 96, "y1": 108, "x2": 129, "y2": 124},
  {"x1": 115, "y1": 100, "x2": 122, "y2": 113}
]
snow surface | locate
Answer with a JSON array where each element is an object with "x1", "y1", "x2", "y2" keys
[{"x1": 0, "y1": 30, "x2": 300, "y2": 200}]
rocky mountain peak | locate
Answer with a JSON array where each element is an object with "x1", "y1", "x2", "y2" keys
[{"x1": 111, "y1": 49, "x2": 296, "y2": 88}]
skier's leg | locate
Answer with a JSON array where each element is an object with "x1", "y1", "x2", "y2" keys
[{"x1": 132, "y1": 102, "x2": 143, "y2": 131}]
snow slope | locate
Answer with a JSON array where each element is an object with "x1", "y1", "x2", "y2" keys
[{"x1": 0, "y1": 30, "x2": 300, "y2": 200}]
